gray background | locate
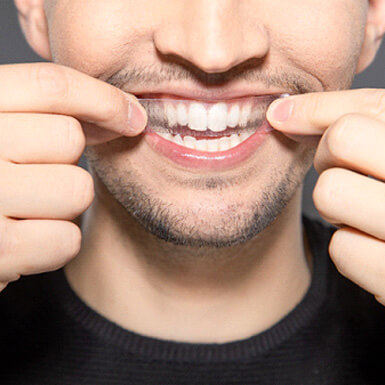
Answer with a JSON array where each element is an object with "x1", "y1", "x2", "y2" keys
[{"x1": 1, "y1": 0, "x2": 384, "y2": 220}]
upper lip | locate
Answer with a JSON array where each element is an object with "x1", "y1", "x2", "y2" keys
[{"x1": 131, "y1": 84, "x2": 291, "y2": 101}]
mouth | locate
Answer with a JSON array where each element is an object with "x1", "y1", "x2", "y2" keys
[{"x1": 137, "y1": 93, "x2": 287, "y2": 171}]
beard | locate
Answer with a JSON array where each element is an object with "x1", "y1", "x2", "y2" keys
[{"x1": 84, "y1": 141, "x2": 315, "y2": 249}]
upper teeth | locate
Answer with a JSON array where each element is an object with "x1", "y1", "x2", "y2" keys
[
  {"x1": 189, "y1": 103, "x2": 207, "y2": 131},
  {"x1": 176, "y1": 104, "x2": 189, "y2": 126},
  {"x1": 208, "y1": 103, "x2": 227, "y2": 132},
  {"x1": 164, "y1": 101, "x2": 255, "y2": 133}
]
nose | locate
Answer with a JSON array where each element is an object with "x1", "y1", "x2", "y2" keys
[{"x1": 153, "y1": 0, "x2": 270, "y2": 74}]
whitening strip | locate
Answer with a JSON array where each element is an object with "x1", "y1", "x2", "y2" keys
[{"x1": 138, "y1": 93, "x2": 289, "y2": 138}]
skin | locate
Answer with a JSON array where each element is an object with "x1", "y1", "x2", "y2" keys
[{"x1": 1, "y1": 0, "x2": 384, "y2": 342}]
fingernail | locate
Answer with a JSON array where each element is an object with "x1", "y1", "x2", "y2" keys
[
  {"x1": 268, "y1": 99, "x2": 294, "y2": 123},
  {"x1": 127, "y1": 98, "x2": 147, "y2": 133}
]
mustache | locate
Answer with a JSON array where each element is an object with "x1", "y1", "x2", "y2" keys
[{"x1": 104, "y1": 61, "x2": 317, "y2": 95}]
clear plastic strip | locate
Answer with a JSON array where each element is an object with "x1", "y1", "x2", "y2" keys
[{"x1": 138, "y1": 93, "x2": 289, "y2": 138}]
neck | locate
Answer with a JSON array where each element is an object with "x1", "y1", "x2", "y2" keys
[{"x1": 65, "y1": 177, "x2": 312, "y2": 344}]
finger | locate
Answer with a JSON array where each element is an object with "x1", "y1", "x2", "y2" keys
[
  {"x1": 0, "y1": 217, "x2": 81, "y2": 282},
  {"x1": 0, "y1": 162, "x2": 94, "y2": 220},
  {"x1": 313, "y1": 113, "x2": 385, "y2": 180},
  {"x1": 313, "y1": 167, "x2": 385, "y2": 240},
  {"x1": 266, "y1": 88, "x2": 385, "y2": 135},
  {"x1": 0, "y1": 63, "x2": 147, "y2": 144},
  {"x1": 0, "y1": 113, "x2": 85, "y2": 164},
  {"x1": 329, "y1": 227, "x2": 385, "y2": 305}
]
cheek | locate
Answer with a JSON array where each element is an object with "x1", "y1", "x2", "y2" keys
[
  {"x1": 48, "y1": 1, "x2": 157, "y2": 77},
  {"x1": 270, "y1": 0, "x2": 366, "y2": 89}
]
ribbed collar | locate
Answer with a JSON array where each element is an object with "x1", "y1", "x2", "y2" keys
[{"x1": 49, "y1": 216, "x2": 333, "y2": 363}]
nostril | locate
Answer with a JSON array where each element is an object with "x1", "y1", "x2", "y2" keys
[{"x1": 188, "y1": 55, "x2": 241, "y2": 74}]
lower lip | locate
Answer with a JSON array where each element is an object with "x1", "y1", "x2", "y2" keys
[{"x1": 143, "y1": 123, "x2": 271, "y2": 171}]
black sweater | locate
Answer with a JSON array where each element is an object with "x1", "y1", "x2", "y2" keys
[{"x1": 0, "y1": 216, "x2": 384, "y2": 385}]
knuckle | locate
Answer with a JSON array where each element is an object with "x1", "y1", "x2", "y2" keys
[
  {"x1": 306, "y1": 94, "x2": 324, "y2": 123},
  {"x1": 325, "y1": 114, "x2": 354, "y2": 163},
  {"x1": 70, "y1": 167, "x2": 95, "y2": 214},
  {"x1": 34, "y1": 63, "x2": 69, "y2": 105},
  {"x1": 64, "y1": 117, "x2": 86, "y2": 161},
  {"x1": 98, "y1": 87, "x2": 126, "y2": 126}
]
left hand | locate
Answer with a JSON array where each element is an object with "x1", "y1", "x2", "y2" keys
[{"x1": 267, "y1": 88, "x2": 385, "y2": 306}]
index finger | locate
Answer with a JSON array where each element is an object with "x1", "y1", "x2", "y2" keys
[
  {"x1": 266, "y1": 88, "x2": 385, "y2": 135},
  {"x1": 0, "y1": 63, "x2": 147, "y2": 144}
]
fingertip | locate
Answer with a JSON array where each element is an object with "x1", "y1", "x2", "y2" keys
[
  {"x1": 266, "y1": 99, "x2": 294, "y2": 126},
  {"x1": 126, "y1": 95, "x2": 148, "y2": 135}
]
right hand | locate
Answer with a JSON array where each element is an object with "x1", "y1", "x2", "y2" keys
[{"x1": 0, "y1": 62, "x2": 147, "y2": 292}]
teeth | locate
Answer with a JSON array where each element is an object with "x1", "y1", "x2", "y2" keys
[
  {"x1": 177, "y1": 104, "x2": 188, "y2": 126},
  {"x1": 163, "y1": 101, "x2": 254, "y2": 132},
  {"x1": 227, "y1": 105, "x2": 240, "y2": 128},
  {"x1": 161, "y1": 132, "x2": 173, "y2": 141},
  {"x1": 240, "y1": 132, "x2": 251, "y2": 141},
  {"x1": 195, "y1": 138, "x2": 208, "y2": 151},
  {"x1": 218, "y1": 136, "x2": 231, "y2": 151},
  {"x1": 207, "y1": 139, "x2": 219, "y2": 152},
  {"x1": 164, "y1": 103, "x2": 177, "y2": 127},
  {"x1": 188, "y1": 103, "x2": 207, "y2": 131},
  {"x1": 156, "y1": 131, "x2": 254, "y2": 152},
  {"x1": 183, "y1": 135, "x2": 196, "y2": 149},
  {"x1": 173, "y1": 134, "x2": 184, "y2": 145},
  {"x1": 230, "y1": 133, "x2": 241, "y2": 147},
  {"x1": 239, "y1": 103, "x2": 252, "y2": 127},
  {"x1": 208, "y1": 103, "x2": 228, "y2": 132}
]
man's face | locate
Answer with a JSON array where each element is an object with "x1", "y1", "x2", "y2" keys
[{"x1": 45, "y1": 0, "x2": 367, "y2": 247}]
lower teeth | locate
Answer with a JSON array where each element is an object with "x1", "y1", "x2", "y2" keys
[{"x1": 157, "y1": 132, "x2": 254, "y2": 152}]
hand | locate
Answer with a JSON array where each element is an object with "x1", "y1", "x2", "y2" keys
[
  {"x1": 0, "y1": 62, "x2": 147, "y2": 292},
  {"x1": 267, "y1": 88, "x2": 385, "y2": 305}
]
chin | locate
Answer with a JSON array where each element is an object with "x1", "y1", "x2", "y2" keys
[{"x1": 129, "y1": 189, "x2": 287, "y2": 248}]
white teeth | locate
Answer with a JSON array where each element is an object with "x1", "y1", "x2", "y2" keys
[
  {"x1": 227, "y1": 105, "x2": 240, "y2": 128},
  {"x1": 230, "y1": 133, "x2": 241, "y2": 147},
  {"x1": 183, "y1": 135, "x2": 196, "y2": 149},
  {"x1": 240, "y1": 132, "x2": 252, "y2": 141},
  {"x1": 239, "y1": 103, "x2": 252, "y2": 127},
  {"x1": 207, "y1": 139, "x2": 219, "y2": 152},
  {"x1": 195, "y1": 138, "x2": 208, "y2": 151},
  {"x1": 156, "y1": 131, "x2": 254, "y2": 152},
  {"x1": 188, "y1": 103, "x2": 207, "y2": 131},
  {"x1": 162, "y1": 132, "x2": 173, "y2": 141},
  {"x1": 218, "y1": 136, "x2": 231, "y2": 151},
  {"x1": 208, "y1": 103, "x2": 228, "y2": 132},
  {"x1": 164, "y1": 103, "x2": 177, "y2": 127},
  {"x1": 177, "y1": 104, "x2": 188, "y2": 126},
  {"x1": 162, "y1": 101, "x2": 254, "y2": 132},
  {"x1": 173, "y1": 133, "x2": 184, "y2": 145},
  {"x1": 157, "y1": 132, "x2": 173, "y2": 141}
]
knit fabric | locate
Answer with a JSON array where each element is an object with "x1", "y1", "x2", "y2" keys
[{"x1": 1, "y1": 216, "x2": 384, "y2": 385}]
